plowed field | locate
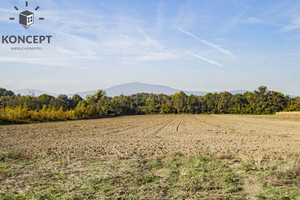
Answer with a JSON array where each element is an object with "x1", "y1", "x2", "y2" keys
[
  {"x1": 1, "y1": 115, "x2": 299, "y2": 160},
  {"x1": 1, "y1": 115, "x2": 300, "y2": 199}
]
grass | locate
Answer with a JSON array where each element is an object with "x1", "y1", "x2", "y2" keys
[
  {"x1": 0, "y1": 153, "x2": 299, "y2": 199},
  {"x1": 257, "y1": 187, "x2": 300, "y2": 200}
]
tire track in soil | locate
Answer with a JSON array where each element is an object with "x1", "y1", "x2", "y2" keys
[
  {"x1": 100, "y1": 116, "x2": 178, "y2": 158},
  {"x1": 99, "y1": 117, "x2": 166, "y2": 137},
  {"x1": 189, "y1": 115, "x2": 230, "y2": 130},
  {"x1": 78, "y1": 117, "x2": 175, "y2": 158},
  {"x1": 105, "y1": 116, "x2": 177, "y2": 139},
  {"x1": 152, "y1": 116, "x2": 178, "y2": 135}
]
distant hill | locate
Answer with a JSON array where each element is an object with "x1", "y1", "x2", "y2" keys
[
  {"x1": 70, "y1": 82, "x2": 247, "y2": 98},
  {"x1": 73, "y1": 82, "x2": 207, "y2": 98},
  {"x1": 12, "y1": 82, "x2": 248, "y2": 98},
  {"x1": 12, "y1": 89, "x2": 58, "y2": 97}
]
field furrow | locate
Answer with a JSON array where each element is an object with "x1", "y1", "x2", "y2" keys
[{"x1": 1, "y1": 115, "x2": 299, "y2": 161}]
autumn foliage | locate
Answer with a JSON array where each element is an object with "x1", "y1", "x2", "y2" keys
[{"x1": 0, "y1": 86, "x2": 299, "y2": 123}]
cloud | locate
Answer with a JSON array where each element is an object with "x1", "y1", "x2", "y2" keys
[
  {"x1": 245, "y1": 17, "x2": 279, "y2": 26},
  {"x1": 0, "y1": 1, "x2": 226, "y2": 68},
  {"x1": 1, "y1": 5, "x2": 178, "y2": 65},
  {"x1": 246, "y1": 17, "x2": 265, "y2": 24},
  {"x1": 0, "y1": 56, "x2": 71, "y2": 67},
  {"x1": 187, "y1": 52, "x2": 223, "y2": 67},
  {"x1": 156, "y1": 2, "x2": 164, "y2": 31},
  {"x1": 136, "y1": 52, "x2": 180, "y2": 61},
  {"x1": 282, "y1": 16, "x2": 300, "y2": 32},
  {"x1": 0, "y1": 8, "x2": 17, "y2": 22},
  {"x1": 221, "y1": 9, "x2": 248, "y2": 32},
  {"x1": 129, "y1": 20, "x2": 164, "y2": 52},
  {"x1": 174, "y1": 26, "x2": 236, "y2": 59}
]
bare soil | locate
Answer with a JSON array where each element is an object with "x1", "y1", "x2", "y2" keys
[{"x1": 1, "y1": 115, "x2": 299, "y2": 161}]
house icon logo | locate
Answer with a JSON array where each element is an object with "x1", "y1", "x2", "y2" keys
[{"x1": 9, "y1": 1, "x2": 44, "y2": 29}]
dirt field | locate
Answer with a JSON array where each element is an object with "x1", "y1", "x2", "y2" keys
[
  {"x1": 276, "y1": 111, "x2": 300, "y2": 117},
  {"x1": 0, "y1": 115, "x2": 300, "y2": 159},
  {"x1": 1, "y1": 115, "x2": 299, "y2": 199},
  {"x1": 0, "y1": 115, "x2": 299, "y2": 160}
]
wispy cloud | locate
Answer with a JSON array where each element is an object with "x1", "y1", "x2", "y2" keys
[
  {"x1": 174, "y1": 26, "x2": 236, "y2": 59},
  {"x1": 245, "y1": 17, "x2": 279, "y2": 26},
  {"x1": 0, "y1": 8, "x2": 16, "y2": 22},
  {"x1": 136, "y1": 52, "x2": 180, "y2": 61},
  {"x1": 0, "y1": 1, "x2": 227, "y2": 69},
  {"x1": 221, "y1": 9, "x2": 248, "y2": 33},
  {"x1": 0, "y1": 6, "x2": 178, "y2": 65},
  {"x1": 156, "y1": 2, "x2": 164, "y2": 31},
  {"x1": 0, "y1": 56, "x2": 71, "y2": 67},
  {"x1": 187, "y1": 52, "x2": 223, "y2": 67},
  {"x1": 282, "y1": 16, "x2": 300, "y2": 32},
  {"x1": 246, "y1": 17, "x2": 264, "y2": 24}
]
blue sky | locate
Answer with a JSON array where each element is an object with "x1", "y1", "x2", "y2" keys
[{"x1": 1, "y1": 0, "x2": 300, "y2": 95}]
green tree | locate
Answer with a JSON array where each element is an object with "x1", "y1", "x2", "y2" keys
[
  {"x1": 230, "y1": 94, "x2": 248, "y2": 113},
  {"x1": 86, "y1": 90, "x2": 106, "y2": 104},
  {"x1": 217, "y1": 92, "x2": 233, "y2": 114},
  {"x1": 74, "y1": 100, "x2": 88, "y2": 118},
  {"x1": 57, "y1": 94, "x2": 71, "y2": 110},
  {"x1": 172, "y1": 91, "x2": 188, "y2": 113},
  {"x1": 187, "y1": 94, "x2": 200, "y2": 114},
  {"x1": 160, "y1": 104, "x2": 176, "y2": 114},
  {"x1": 145, "y1": 97, "x2": 159, "y2": 113},
  {"x1": 38, "y1": 94, "x2": 55, "y2": 107},
  {"x1": 0, "y1": 88, "x2": 14, "y2": 97},
  {"x1": 71, "y1": 94, "x2": 83, "y2": 109},
  {"x1": 204, "y1": 93, "x2": 219, "y2": 113}
]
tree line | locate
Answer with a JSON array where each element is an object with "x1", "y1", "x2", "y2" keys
[{"x1": 0, "y1": 86, "x2": 299, "y2": 123}]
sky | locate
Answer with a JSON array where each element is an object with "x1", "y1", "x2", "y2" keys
[{"x1": 0, "y1": 0, "x2": 300, "y2": 95}]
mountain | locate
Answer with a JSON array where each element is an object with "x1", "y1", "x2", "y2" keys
[
  {"x1": 229, "y1": 90, "x2": 249, "y2": 95},
  {"x1": 70, "y1": 82, "x2": 207, "y2": 98},
  {"x1": 12, "y1": 82, "x2": 248, "y2": 98},
  {"x1": 12, "y1": 89, "x2": 58, "y2": 97},
  {"x1": 106, "y1": 82, "x2": 208, "y2": 97},
  {"x1": 71, "y1": 82, "x2": 246, "y2": 98}
]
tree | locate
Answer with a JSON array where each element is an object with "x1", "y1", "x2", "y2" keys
[
  {"x1": 71, "y1": 94, "x2": 83, "y2": 109},
  {"x1": 97, "y1": 96, "x2": 110, "y2": 116},
  {"x1": 86, "y1": 90, "x2": 106, "y2": 104},
  {"x1": 187, "y1": 94, "x2": 200, "y2": 114},
  {"x1": 38, "y1": 94, "x2": 55, "y2": 107},
  {"x1": 57, "y1": 94, "x2": 71, "y2": 110},
  {"x1": 160, "y1": 104, "x2": 176, "y2": 114},
  {"x1": 0, "y1": 88, "x2": 14, "y2": 97},
  {"x1": 172, "y1": 91, "x2": 188, "y2": 113},
  {"x1": 1, "y1": 86, "x2": 299, "y2": 124},
  {"x1": 109, "y1": 97, "x2": 122, "y2": 115},
  {"x1": 118, "y1": 95, "x2": 132, "y2": 115},
  {"x1": 74, "y1": 100, "x2": 88, "y2": 118},
  {"x1": 256, "y1": 86, "x2": 268, "y2": 96},
  {"x1": 217, "y1": 92, "x2": 233, "y2": 114},
  {"x1": 204, "y1": 93, "x2": 218, "y2": 113},
  {"x1": 145, "y1": 97, "x2": 159, "y2": 113},
  {"x1": 231, "y1": 94, "x2": 248, "y2": 113}
]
